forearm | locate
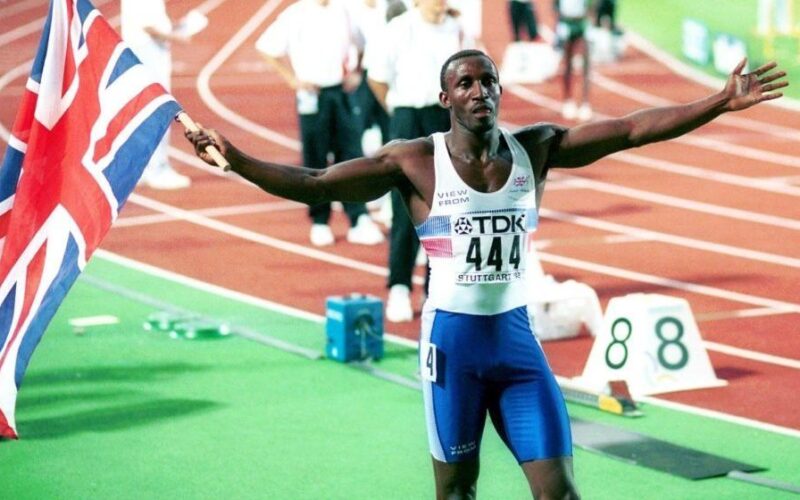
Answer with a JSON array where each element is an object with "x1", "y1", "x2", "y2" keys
[
  {"x1": 224, "y1": 141, "x2": 397, "y2": 204},
  {"x1": 626, "y1": 90, "x2": 729, "y2": 147},
  {"x1": 224, "y1": 143, "x2": 327, "y2": 204}
]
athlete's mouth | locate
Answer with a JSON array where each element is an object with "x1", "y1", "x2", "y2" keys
[{"x1": 472, "y1": 103, "x2": 493, "y2": 114}]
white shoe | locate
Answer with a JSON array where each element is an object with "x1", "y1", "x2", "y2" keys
[
  {"x1": 347, "y1": 214, "x2": 385, "y2": 245},
  {"x1": 577, "y1": 103, "x2": 593, "y2": 122},
  {"x1": 386, "y1": 284, "x2": 413, "y2": 322},
  {"x1": 561, "y1": 100, "x2": 577, "y2": 120},
  {"x1": 310, "y1": 224, "x2": 334, "y2": 247},
  {"x1": 143, "y1": 168, "x2": 191, "y2": 190}
]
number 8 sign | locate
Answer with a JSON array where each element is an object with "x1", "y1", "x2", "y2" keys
[{"x1": 579, "y1": 294, "x2": 726, "y2": 396}]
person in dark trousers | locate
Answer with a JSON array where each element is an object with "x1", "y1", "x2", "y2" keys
[
  {"x1": 366, "y1": 0, "x2": 472, "y2": 322},
  {"x1": 509, "y1": 0, "x2": 540, "y2": 41},
  {"x1": 186, "y1": 49, "x2": 786, "y2": 500},
  {"x1": 255, "y1": 0, "x2": 385, "y2": 247},
  {"x1": 555, "y1": 0, "x2": 594, "y2": 121}
]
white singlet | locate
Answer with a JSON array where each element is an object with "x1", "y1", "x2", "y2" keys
[{"x1": 417, "y1": 129, "x2": 543, "y2": 315}]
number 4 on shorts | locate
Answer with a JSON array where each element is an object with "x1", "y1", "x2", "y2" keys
[
  {"x1": 420, "y1": 341, "x2": 438, "y2": 383},
  {"x1": 577, "y1": 293, "x2": 726, "y2": 397}
]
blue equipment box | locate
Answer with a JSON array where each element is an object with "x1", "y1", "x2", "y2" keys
[{"x1": 325, "y1": 294, "x2": 384, "y2": 362}]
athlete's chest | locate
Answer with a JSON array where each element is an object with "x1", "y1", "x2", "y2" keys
[{"x1": 450, "y1": 150, "x2": 514, "y2": 194}]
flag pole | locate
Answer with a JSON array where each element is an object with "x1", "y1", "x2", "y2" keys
[{"x1": 175, "y1": 111, "x2": 231, "y2": 171}]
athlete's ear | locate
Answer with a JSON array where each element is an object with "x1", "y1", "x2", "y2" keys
[{"x1": 439, "y1": 90, "x2": 451, "y2": 109}]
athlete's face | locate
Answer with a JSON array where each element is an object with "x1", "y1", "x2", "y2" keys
[{"x1": 440, "y1": 56, "x2": 502, "y2": 133}]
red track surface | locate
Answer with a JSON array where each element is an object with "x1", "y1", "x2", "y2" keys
[{"x1": 2, "y1": 0, "x2": 799, "y2": 430}]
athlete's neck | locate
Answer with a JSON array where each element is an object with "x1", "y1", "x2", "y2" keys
[{"x1": 446, "y1": 126, "x2": 501, "y2": 165}]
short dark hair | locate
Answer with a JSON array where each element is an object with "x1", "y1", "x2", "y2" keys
[{"x1": 439, "y1": 49, "x2": 496, "y2": 91}]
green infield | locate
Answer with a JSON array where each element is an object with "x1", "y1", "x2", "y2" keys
[
  {"x1": 620, "y1": 0, "x2": 800, "y2": 100},
  {"x1": 1, "y1": 253, "x2": 798, "y2": 499}
]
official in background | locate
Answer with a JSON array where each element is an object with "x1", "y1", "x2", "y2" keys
[
  {"x1": 366, "y1": 0, "x2": 473, "y2": 322},
  {"x1": 256, "y1": 0, "x2": 385, "y2": 247},
  {"x1": 121, "y1": 0, "x2": 192, "y2": 190}
]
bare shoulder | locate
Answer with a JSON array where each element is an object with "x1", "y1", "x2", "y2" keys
[
  {"x1": 381, "y1": 136, "x2": 435, "y2": 159},
  {"x1": 511, "y1": 122, "x2": 568, "y2": 146},
  {"x1": 376, "y1": 136, "x2": 435, "y2": 172}
]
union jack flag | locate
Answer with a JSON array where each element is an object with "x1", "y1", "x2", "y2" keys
[{"x1": 0, "y1": 0, "x2": 181, "y2": 439}]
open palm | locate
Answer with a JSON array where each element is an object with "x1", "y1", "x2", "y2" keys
[{"x1": 723, "y1": 59, "x2": 788, "y2": 111}]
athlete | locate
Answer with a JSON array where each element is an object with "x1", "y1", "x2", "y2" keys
[{"x1": 185, "y1": 50, "x2": 787, "y2": 499}]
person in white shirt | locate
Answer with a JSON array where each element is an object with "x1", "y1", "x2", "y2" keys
[
  {"x1": 348, "y1": 0, "x2": 395, "y2": 148},
  {"x1": 255, "y1": 0, "x2": 385, "y2": 247},
  {"x1": 186, "y1": 48, "x2": 786, "y2": 500},
  {"x1": 367, "y1": 0, "x2": 472, "y2": 322},
  {"x1": 121, "y1": 0, "x2": 192, "y2": 190}
]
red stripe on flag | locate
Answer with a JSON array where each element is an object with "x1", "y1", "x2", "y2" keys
[
  {"x1": 10, "y1": 89, "x2": 37, "y2": 146},
  {"x1": 0, "y1": 246, "x2": 46, "y2": 375},
  {"x1": 0, "y1": 410, "x2": 18, "y2": 440},
  {"x1": 0, "y1": 211, "x2": 10, "y2": 240},
  {"x1": 93, "y1": 83, "x2": 168, "y2": 163},
  {"x1": 61, "y1": 0, "x2": 77, "y2": 96}
]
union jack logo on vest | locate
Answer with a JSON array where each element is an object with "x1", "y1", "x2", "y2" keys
[{"x1": 0, "y1": 0, "x2": 180, "y2": 439}]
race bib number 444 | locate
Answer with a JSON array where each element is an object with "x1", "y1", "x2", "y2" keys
[{"x1": 451, "y1": 211, "x2": 528, "y2": 284}]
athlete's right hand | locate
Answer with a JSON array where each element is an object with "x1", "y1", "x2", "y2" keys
[{"x1": 184, "y1": 124, "x2": 227, "y2": 166}]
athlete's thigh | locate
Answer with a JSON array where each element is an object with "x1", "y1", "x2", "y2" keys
[
  {"x1": 420, "y1": 307, "x2": 489, "y2": 463},
  {"x1": 486, "y1": 308, "x2": 572, "y2": 463}
]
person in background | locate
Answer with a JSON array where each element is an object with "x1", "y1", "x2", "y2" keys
[
  {"x1": 366, "y1": 0, "x2": 473, "y2": 322},
  {"x1": 186, "y1": 48, "x2": 787, "y2": 500},
  {"x1": 594, "y1": 0, "x2": 621, "y2": 34},
  {"x1": 555, "y1": 0, "x2": 594, "y2": 122},
  {"x1": 508, "y1": 0, "x2": 540, "y2": 42},
  {"x1": 255, "y1": 0, "x2": 385, "y2": 247},
  {"x1": 121, "y1": 0, "x2": 192, "y2": 190}
]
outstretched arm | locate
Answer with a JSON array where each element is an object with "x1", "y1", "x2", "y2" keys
[
  {"x1": 550, "y1": 59, "x2": 788, "y2": 168},
  {"x1": 185, "y1": 127, "x2": 404, "y2": 204}
]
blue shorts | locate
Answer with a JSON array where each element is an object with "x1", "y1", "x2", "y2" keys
[{"x1": 420, "y1": 306, "x2": 572, "y2": 463}]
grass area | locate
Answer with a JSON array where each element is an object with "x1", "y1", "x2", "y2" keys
[
  {"x1": 619, "y1": 0, "x2": 800, "y2": 99},
  {"x1": 1, "y1": 254, "x2": 799, "y2": 498}
]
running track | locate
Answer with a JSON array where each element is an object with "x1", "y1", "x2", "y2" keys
[{"x1": 1, "y1": 0, "x2": 799, "y2": 433}]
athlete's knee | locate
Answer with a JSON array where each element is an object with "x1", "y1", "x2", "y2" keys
[
  {"x1": 433, "y1": 458, "x2": 479, "y2": 500},
  {"x1": 532, "y1": 482, "x2": 580, "y2": 500}
]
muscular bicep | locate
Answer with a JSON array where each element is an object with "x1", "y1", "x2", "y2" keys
[
  {"x1": 313, "y1": 152, "x2": 403, "y2": 203},
  {"x1": 548, "y1": 117, "x2": 635, "y2": 168}
]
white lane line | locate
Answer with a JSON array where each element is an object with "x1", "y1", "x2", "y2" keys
[
  {"x1": 93, "y1": 248, "x2": 800, "y2": 437},
  {"x1": 537, "y1": 251, "x2": 800, "y2": 312},
  {"x1": 0, "y1": 0, "x2": 115, "y2": 48},
  {"x1": 127, "y1": 192, "x2": 424, "y2": 284},
  {"x1": 507, "y1": 83, "x2": 800, "y2": 170},
  {"x1": 130, "y1": 191, "x2": 799, "y2": 327},
  {"x1": 592, "y1": 71, "x2": 800, "y2": 142},
  {"x1": 695, "y1": 307, "x2": 793, "y2": 321},
  {"x1": 116, "y1": 200, "x2": 303, "y2": 227},
  {"x1": 0, "y1": 60, "x2": 31, "y2": 141},
  {"x1": 534, "y1": 234, "x2": 651, "y2": 249},
  {"x1": 548, "y1": 173, "x2": 800, "y2": 231},
  {"x1": 704, "y1": 341, "x2": 800, "y2": 370},
  {"x1": 1, "y1": 0, "x2": 49, "y2": 18},
  {"x1": 542, "y1": 207, "x2": 800, "y2": 268},
  {"x1": 636, "y1": 395, "x2": 800, "y2": 439},
  {"x1": 195, "y1": 0, "x2": 300, "y2": 151},
  {"x1": 612, "y1": 151, "x2": 800, "y2": 197},
  {"x1": 625, "y1": 30, "x2": 800, "y2": 113}
]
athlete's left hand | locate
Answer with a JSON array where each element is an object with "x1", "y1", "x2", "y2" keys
[{"x1": 723, "y1": 59, "x2": 788, "y2": 111}]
